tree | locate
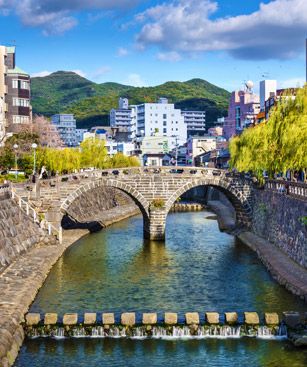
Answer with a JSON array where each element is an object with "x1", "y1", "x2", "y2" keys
[
  {"x1": 80, "y1": 138, "x2": 109, "y2": 169},
  {"x1": 229, "y1": 85, "x2": 307, "y2": 180},
  {"x1": 32, "y1": 115, "x2": 63, "y2": 148}
]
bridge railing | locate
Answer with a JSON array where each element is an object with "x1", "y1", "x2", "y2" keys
[
  {"x1": 31, "y1": 167, "x2": 230, "y2": 184},
  {"x1": 10, "y1": 189, "x2": 63, "y2": 243},
  {"x1": 265, "y1": 180, "x2": 307, "y2": 200}
]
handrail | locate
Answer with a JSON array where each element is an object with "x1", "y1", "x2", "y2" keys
[
  {"x1": 265, "y1": 180, "x2": 307, "y2": 200},
  {"x1": 10, "y1": 188, "x2": 63, "y2": 244}
]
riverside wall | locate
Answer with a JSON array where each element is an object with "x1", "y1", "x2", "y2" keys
[
  {"x1": 0, "y1": 189, "x2": 139, "y2": 367},
  {"x1": 251, "y1": 189, "x2": 307, "y2": 269}
]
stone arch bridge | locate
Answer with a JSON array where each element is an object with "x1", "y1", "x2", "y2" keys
[{"x1": 13, "y1": 167, "x2": 254, "y2": 241}]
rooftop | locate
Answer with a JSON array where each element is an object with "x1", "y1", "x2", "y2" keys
[{"x1": 7, "y1": 66, "x2": 28, "y2": 76}]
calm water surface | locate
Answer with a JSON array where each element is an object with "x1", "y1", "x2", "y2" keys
[{"x1": 15, "y1": 211, "x2": 307, "y2": 366}]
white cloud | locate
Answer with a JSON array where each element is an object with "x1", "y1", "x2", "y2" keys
[
  {"x1": 136, "y1": 0, "x2": 307, "y2": 60},
  {"x1": 117, "y1": 47, "x2": 129, "y2": 57},
  {"x1": 31, "y1": 70, "x2": 52, "y2": 77},
  {"x1": 278, "y1": 77, "x2": 306, "y2": 89},
  {"x1": 0, "y1": 0, "x2": 140, "y2": 34},
  {"x1": 123, "y1": 73, "x2": 147, "y2": 87},
  {"x1": 72, "y1": 69, "x2": 87, "y2": 78},
  {"x1": 157, "y1": 51, "x2": 181, "y2": 62},
  {"x1": 91, "y1": 66, "x2": 111, "y2": 79}
]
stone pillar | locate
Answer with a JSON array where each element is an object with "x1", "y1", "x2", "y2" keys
[{"x1": 144, "y1": 208, "x2": 167, "y2": 241}]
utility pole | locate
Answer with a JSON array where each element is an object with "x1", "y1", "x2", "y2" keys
[{"x1": 171, "y1": 135, "x2": 179, "y2": 166}]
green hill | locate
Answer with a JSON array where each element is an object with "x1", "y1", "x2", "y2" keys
[{"x1": 31, "y1": 72, "x2": 230, "y2": 129}]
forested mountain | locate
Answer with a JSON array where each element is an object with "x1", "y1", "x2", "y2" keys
[{"x1": 31, "y1": 71, "x2": 230, "y2": 128}]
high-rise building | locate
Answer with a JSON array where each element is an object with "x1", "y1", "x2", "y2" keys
[
  {"x1": 260, "y1": 80, "x2": 277, "y2": 112},
  {"x1": 0, "y1": 46, "x2": 32, "y2": 138},
  {"x1": 181, "y1": 110, "x2": 206, "y2": 136},
  {"x1": 51, "y1": 114, "x2": 77, "y2": 147}
]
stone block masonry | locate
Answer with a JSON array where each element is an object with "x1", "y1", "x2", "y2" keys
[
  {"x1": 252, "y1": 189, "x2": 307, "y2": 269},
  {"x1": 0, "y1": 193, "x2": 48, "y2": 273},
  {"x1": 0, "y1": 195, "x2": 142, "y2": 367}
]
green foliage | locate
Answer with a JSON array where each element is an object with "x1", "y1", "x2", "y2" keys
[
  {"x1": 299, "y1": 216, "x2": 307, "y2": 226},
  {"x1": 35, "y1": 139, "x2": 140, "y2": 174},
  {"x1": 31, "y1": 72, "x2": 230, "y2": 128},
  {"x1": 150, "y1": 198, "x2": 165, "y2": 209},
  {"x1": 229, "y1": 86, "x2": 307, "y2": 179}
]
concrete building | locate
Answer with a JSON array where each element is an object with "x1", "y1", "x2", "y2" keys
[
  {"x1": 260, "y1": 80, "x2": 277, "y2": 112},
  {"x1": 140, "y1": 135, "x2": 169, "y2": 155},
  {"x1": 136, "y1": 98, "x2": 187, "y2": 150},
  {"x1": 181, "y1": 110, "x2": 206, "y2": 136},
  {"x1": 117, "y1": 142, "x2": 135, "y2": 156},
  {"x1": 208, "y1": 126, "x2": 224, "y2": 137},
  {"x1": 75, "y1": 129, "x2": 88, "y2": 144},
  {"x1": 186, "y1": 136, "x2": 218, "y2": 165},
  {"x1": 0, "y1": 45, "x2": 32, "y2": 137},
  {"x1": 223, "y1": 84, "x2": 260, "y2": 140},
  {"x1": 110, "y1": 98, "x2": 137, "y2": 140},
  {"x1": 51, "y1": 114, "x2": 77, "y2": 147}
]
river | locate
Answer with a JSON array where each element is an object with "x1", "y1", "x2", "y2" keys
[{"x1": 15, "y1": 211, "x2": 307, "y2": 366}]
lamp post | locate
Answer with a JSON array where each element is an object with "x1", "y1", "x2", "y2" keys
[
  {"x1": 31, "y1": 143, "x2": 38, "y2": 175},
  {"x1": 13, "y1": 144, "x2": 18, "y2": 181}
]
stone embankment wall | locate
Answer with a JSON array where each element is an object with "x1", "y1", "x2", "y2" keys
[
  {"x1": 0, "y1": 187, "x2": 141, "y2": 367},
  {"x1": 252, "y1": 189, "x2": 307, "y2": 269},
  {"x1": 0, "y1": 192, "x2": 49, "y2": 273}
]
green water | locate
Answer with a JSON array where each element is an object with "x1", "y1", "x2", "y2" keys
[{"x1": 15, "y1": 211, "x2": 307, "y2": 366}]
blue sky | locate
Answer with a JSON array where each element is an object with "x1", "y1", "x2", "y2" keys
[{"x1": 0, "y1": 0, "x2": 306, "y2": 91}]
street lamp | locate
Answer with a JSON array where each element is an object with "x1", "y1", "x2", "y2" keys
[
  {"x1": 31, "y1": 143, "x2": 38, "y2": 175},
  {"x1": 13, "y1": 144, "x2": 18, "y2": 181}
]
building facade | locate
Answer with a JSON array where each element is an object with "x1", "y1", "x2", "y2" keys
[
  {"x1": 136, "y1": 98, "x2": 187, "y2": 150},
  {"x1": 181, "y1": 110, "x2": 206, "y2": 136},
  {"x1": 51, "y1": 114, "x2": 77, "y2": 147},
  {"x1": 223, "y1": 88, "x2": 260, "y2": 140},
  {"x1": 0, "y1": 45, "x2": 32, "y2": 138},
  {"x1": 110, "y1": 98, "x2": 137, "y2": 140},
  {"x1": 260, "y1": 80, "x2": 277, "y2": 112},
  {"x1": 186, "y1": 136, "x2": 218, "y2": 165}
]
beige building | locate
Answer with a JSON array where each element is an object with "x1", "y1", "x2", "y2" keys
[
  {"x1": 186, "y1": 136, "x2": 218, "y2": 165},
  {"x1": 140, "y1": 135, "x2": 169, "y2": 155}
]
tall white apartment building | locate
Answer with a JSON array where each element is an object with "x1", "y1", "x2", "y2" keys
[
  {"x1": 136, "y1": 98, "x2": 187, "y2": 150},
  {"x1": 110, "y1": 98, "x2": 137, "y2": 140},
  {"x1": 260, "y1": 80, "x2": 277, "y2": 112},
  {"x1": 181, "y1": 110, "x2": 206, "y2": 136}
]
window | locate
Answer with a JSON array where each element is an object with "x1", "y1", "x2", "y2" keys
[
  {"x1": 163, "y1": 128, "x2": 167, "y2": 133},
  {"x1": 12, "y1": 79, "x2": 18, "y2": 88},
  {"x1": 13, "y1": 98, "x2": 30, "y2": 107},
  {"x1": 12, "y1": 115, "x2": 29, "y2": 124},
  {"x1": 163, "y1": 114, "x2": 167, "y2": 119},
  {"x1": 21, "y1": 81, "x2": 29, "y2": 90},
  {"x1": 163, "y1": 121, "x2": 167, "y2": 126}
]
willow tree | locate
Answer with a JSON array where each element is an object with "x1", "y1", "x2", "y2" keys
[
  {"x1": 230, "y1": 85, "x2": 307, "y2": 179},
  {"x1": 80, "y1": 138, "x2": 109, "y2": 169}
]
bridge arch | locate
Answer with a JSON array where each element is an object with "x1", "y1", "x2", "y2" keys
[
  {"x1": 60, "y1": 178, "x2": 150, "y2": 225},
  {"x1": 164, "y1": 177, "x2": 252, "y2": 228}
]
